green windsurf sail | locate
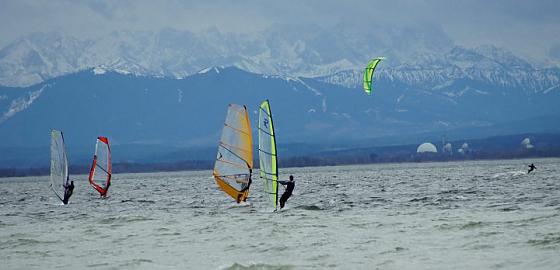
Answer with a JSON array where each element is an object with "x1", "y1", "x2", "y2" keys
[
  {"x1": 258, "y1": 100, "x2": 278, "y2": 210},
  {"x1": 363, "y1": 57, "x2": 384, "y2": 95}
]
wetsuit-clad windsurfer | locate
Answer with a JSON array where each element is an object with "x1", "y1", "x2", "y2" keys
[
  {"x1": 237, "y1": 169, "x2": 252, "y2": 203},
  {"x1": 528, "y1": 163, "x2": 537, "y2": 174},
  {"x1": 62, "y1": 181, "x2": 74, "y2": 205},
  {"x1": 99, "y1": 181, "x2": 110, "y2": 198},
  {"x1": 278, "y1": 175, "x2": 295, "y2": 209}
]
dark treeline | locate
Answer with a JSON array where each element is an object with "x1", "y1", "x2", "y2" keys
[
  {"x1": 112, "y1": 160, "x2": 213, "y2": 174},
  {"x1": 2, "y1": 147, "x2": 560, "y2": 178},
  {"x1": 280, "y1": 147, "x2": 560, "y2": 168}
]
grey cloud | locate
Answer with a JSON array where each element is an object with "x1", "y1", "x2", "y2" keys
[
  {"x1": 82, "y1": 0, "x2": 137, "y2": 20},
  {"x1": 0, "y1": 0, "x2": 559, "y2": 62},
  {"x1": 549, "y1": 45, "x2": 560, "y2": 59}
]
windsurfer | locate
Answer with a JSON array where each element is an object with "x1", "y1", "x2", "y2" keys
[
  {"x1": 528, "y1": 163, "x2": 536, "y2": 174},
  {"x1": 62, "y1": 181, "x2": 74, "y2": 205},
  {"x1": 237, "y1": 171, "x2": 252, "y2": 203},
  {"x1": 278, "y1": 175, "x2": 295, "y2": 209},
  {"x1": 100, "y1": 181, "x2": 110, "y2": 198}
]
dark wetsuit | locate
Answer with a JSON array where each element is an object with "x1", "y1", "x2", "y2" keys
[
  {"x1": 100, "y1": 181, "x2": 110, "y2": 198},
  {"x1": 237, "y1": 177, "x2": 252, "y2": 203},
  {"x1": 528, "y1": 164, "x2": 536, "y2": 174},
  {"x1": 278, "y1": 180, "x2": 295, "y2": 209},
  {"x1": 62, "y1": 182, "x2": 74, "y2": 205}
]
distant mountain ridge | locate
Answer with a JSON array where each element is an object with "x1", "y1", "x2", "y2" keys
[
  {"x1": 1, "y1": 25, "x2": 558, "y2": 92},
  {"x1": 1, "y1": 65, "x2": 560, "y2": 169},
  {"x1": 2, "y1": 25, "x2": 560, "y2": 169},
  {"x1": 319, "y1": 46, "x2": 560, "y2": 93},
  {"x1": 1, "y1": 66, "x2": 559, "y2": 146}
]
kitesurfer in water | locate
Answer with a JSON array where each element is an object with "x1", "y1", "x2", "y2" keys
[
  {"x1": 278, "y1": 175, "x2": 295, "y2": 209},
  {"x1": 528, "y1": 163, "x2": 536, "y2": 174},
  {"x1": 237, "y1": 169, "x2": 252, "y2": 203},
  {"x1": 62, "y1": 181, "x2": 74, "y2": 205}
]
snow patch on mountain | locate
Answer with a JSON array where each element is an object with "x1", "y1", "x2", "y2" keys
[
  {"x1": 197, "y1": 66, "x2": 223, "y2": 74},
  {"x1": 0, "y1": 84, "x2": 47, "y2": 124},
  {"x1": 93, "y1": 66, "x2": 107, "y2": 75},
  {"x1": 543, "y1": 84, "x2": 560, "y2": 94},
  {"x1": 177, "y1": 89, "x2": 183, "y2": 103},
  {"x1": 287, "y1": 78, "x2": 322, "y2": 96}
]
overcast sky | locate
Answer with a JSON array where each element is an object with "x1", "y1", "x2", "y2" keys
[{"x1": 1, "y1": 0, "x2": 559, "y2": 61}]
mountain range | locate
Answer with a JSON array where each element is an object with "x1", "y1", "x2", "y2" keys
[
  {"x1": 1, "y1": 65, "x2": 559, "y2": 167},
  {"x1": 1, "y1": 26, "x2": 559, "y2": 168},
  {"x1": 4, "y1": 24, "x2": 553, "y2": 87}
]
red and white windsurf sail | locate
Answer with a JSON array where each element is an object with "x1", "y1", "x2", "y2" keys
[{"x1": 89, "y1": 137, "x2": 112, "y2": 197}]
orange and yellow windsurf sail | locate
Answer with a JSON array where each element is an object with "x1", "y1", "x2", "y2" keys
[{"x1": 213, "y1": 104, "x2": 253, "y2": 202}]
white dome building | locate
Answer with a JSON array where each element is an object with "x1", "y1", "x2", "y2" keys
[
  {"x1": 417, "y1": 142, "x2": 438, "y2": 153},
  {"x1": 521, "y1": 138, "x2": 534, "y2": 149},
  {"x1": 458, "y1": 142, "x2": 469, "y2": 154},
  {"x1": 444, "y1": 143, "x2": 452, "y2": 153}
]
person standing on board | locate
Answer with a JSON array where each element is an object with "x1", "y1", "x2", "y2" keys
[
  {"x1": 237, "y1": 177, "x2": 252, "y2": 203},
  {"x1": 100, "y1": 181, "x2": 110, "y2": 198},
  {"x1": 278, "y1": 175, "x2": 296, "y2": 209},
  {"x1": 528, "y1": 163, "x2": 537, "y2": 174},
  {"x1": 237, "y1": 168, "x2": 252, "y2": 203},
  {"x1": 62, "y1": 181, "x2": 75, "y2": 205}
]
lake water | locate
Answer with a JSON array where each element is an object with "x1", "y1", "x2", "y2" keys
[{"x1": 1, "y1": 158, "x2": 559, "y2": 269}]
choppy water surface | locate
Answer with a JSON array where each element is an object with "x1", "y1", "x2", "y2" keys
[{"x1": 1, "y1": 158, "x2": 559, "y2": 269}]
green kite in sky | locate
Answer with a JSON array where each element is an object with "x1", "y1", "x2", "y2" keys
[{"x1": 363, "y1": 57, "x2": 384, "y2": 95}]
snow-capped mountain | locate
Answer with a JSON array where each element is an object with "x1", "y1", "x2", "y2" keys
[
  {"x1": 319, "y1": 46, "x2": 560, "y2": 94},
  {"x1": 1, "y1": 23, "x2": 455, "y2": 87},
  {"x1": 1, "y1": 66, "x2": 559, "y2": 168},
  {"x1": 1, "y1": 25, "x2": 558, "y2": 105},
  {"x1": 1, "y1": 24, "x2": 559, "y2": 155},
  {"x1": 1, "y1": 65, "x2": 559, "y2": 146}
]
